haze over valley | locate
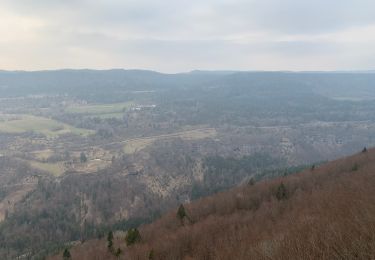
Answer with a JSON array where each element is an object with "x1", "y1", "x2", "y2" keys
[
  {"x1": 1, "y1": 0, "x2": 375, "y2": 259},
  {"x1": 0, "y1": 70, "x2": 375, "y2": 258}
]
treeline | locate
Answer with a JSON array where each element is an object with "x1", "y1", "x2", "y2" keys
[{"x1": 191, "y1": 153, "x2": 287, "y2": 199}]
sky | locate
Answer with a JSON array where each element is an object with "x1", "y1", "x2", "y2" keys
[{"x1": 1, "y1": 0, "x2": 375, "y2": 72}]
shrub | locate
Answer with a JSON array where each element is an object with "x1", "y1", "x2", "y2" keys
[
  {"x1": 276, "y1": 183, "x2": 288, "y2": 201},
  {"x1": 125, "y1": 228, "x2": 141, "y2": 246},
  {"x1": 177, "y1": 204, "x2": 187, "y2": 220},
  {"x1": 80, "y1": 152, "x2": 87, "y2": 163},
  {"x1": 352, "y1": 163, "x2": 359, "y2": 172},
  {"x1": 107, "y1": 231, "x2": 114, "y2": 251},
  {"x1": 148, "y1": 249, "x2": 155, "y2": 259},
  {"x1": 63, "y1": 248, "x2": 71, "y2": 259},
  {"x1": 115, "y1": 248, "x2": 122, "y2": 257}
]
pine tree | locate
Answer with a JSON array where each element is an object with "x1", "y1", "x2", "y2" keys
[
  {"x1": 80, "y1": 152, "x2": 87, "y2": 163},
  {"x1": 177, "y1": 204, "x2": 193, "y2": 224},
  {"x1": 248, "y1": 178, "x2": 255, "y2": 186},
  {"x1": 352, "y1": 163, "x2": 359, "y2": 172},
  {"x1": 177, "y1": 204, "x2": 187, "y2": 220},
  {"x1": 276, "y1": 182, "x2": 288, "y2": 201},
  {"x1": 63, "y1": 248, "x2": 71, "y2": 259},
  {"x1": 115, "y1": 248, "x2": 122, "y2": 257},
  {"x1": 125, "y1": 228, "x2": 141, "y2": 246},
  {"x1": 107, "y1": 231, "x2": 114, "y2": 251},
  {"x1": 149, "y1": 249, "x2": 155, "y2": 260}
]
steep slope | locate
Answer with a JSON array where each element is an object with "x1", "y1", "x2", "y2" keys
[{"x1": 51, "y1": 148, "x2": 375, "y2": 259}]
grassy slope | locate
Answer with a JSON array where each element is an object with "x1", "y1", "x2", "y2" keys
[
  {"x1": 0, "y1": 114, "x2": 93, "y2": 137},
  {"x1": 123, "y1": 128, "x2": 216, "y2": 154},
  {"x1": 50, "y1": 148, "x2": 375, "y2": 260},
  {"x1": 65, "y1": 102, "x2": 133, "y2": 115},
  {"x1": 28, "y1": 161, "x2": 65, "y2": 176}
]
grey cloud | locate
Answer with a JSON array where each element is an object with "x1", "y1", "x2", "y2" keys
[
  {"x1": 211, "y1": 0, "x2": 375, "y2": 34},
  {"x1": 4, "y1": 0, "x2": 375, "y2": 35},
  {"x1": 1, "y1": 0, "x2": 375, "y2": 71}
]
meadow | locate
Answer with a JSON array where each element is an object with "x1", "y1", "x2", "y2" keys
[
  {"x1": 123, "y1": 128, "x2": 216, "y2": 154},
  {"x1": 64, "y1": 102, "x2": 133, "y2": 116},
  {"x1": 0, "y1": 114, "x2": 93, "y2": 137}
]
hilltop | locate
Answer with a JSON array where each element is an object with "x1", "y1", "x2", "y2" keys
[{"x1": 50, "y1": 148, "x2": 375, "y2": 259}]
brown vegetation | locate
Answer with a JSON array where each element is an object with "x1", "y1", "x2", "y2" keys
[{"x1": 50, "y1": 148, "x2": 375, "y2": 259}]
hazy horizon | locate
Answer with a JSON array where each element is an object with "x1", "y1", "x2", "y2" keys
[
  {"x1": 1, "y1": 0, "x2": 375, "y2": 72},
  {"x1": 1, "y1": 68, "x2": 375, "y2": 74}
]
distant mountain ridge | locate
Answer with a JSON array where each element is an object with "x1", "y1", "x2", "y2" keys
[{"x1": 1, "y1": 69, "x2": 375, "y2": 101}]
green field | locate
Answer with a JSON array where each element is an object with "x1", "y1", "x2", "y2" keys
[
  {"x1": 95, "y1": 112, "x2": 124, "y2": 119},
  {"x1": 28, "y1": 161, "x2": 66, "y2": 176},
  {"x1": 65, "y1": 102, "x2": 133, "y2": 116},
  {"x1": 0, "y1": 114, "x2": 93, "y2": 137}
]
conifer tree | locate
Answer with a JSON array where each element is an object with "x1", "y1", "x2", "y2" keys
[
  {"x1": 148, "y1": 249, "x2": 155, "y2": 260},
  {"x1": 80, "y1": 152, "x2": 87, "y2": 163},
  {"x1": 177, "y1": 204, "x2": 187, "y2": 220},
  {"x1": 276, "y1": 182, "x2": 288, "y2": 201},
  {"x1": 125, "y1": 228, "x2": 141, "y2": 246},
  {"x1": 115, "y1": 248, "x2": 122, "y2": 257},
  {"x1": 248, "y1": 178, "x2": 255, "y2": 186},
  {"x1": 107, "y1": 231, "x2": 114, "y2": 251},
  {"x1": 63, "y1": 248, "x2": 71, "y2": 260}
]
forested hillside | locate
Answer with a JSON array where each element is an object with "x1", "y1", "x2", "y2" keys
[
  {"x1": 2, "y1": 0, "x2": 375, "y2": 258},
  {"x1": 1, "y1": 70, "x2": 375, "y2": 258},
  {"x1": 52, "y1": 148, "x2": 375, "y2": 259}
]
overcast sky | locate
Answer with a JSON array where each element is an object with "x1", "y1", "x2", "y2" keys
[{"x1": 1, "y1": 0, "x2": 375, "y2": 72}]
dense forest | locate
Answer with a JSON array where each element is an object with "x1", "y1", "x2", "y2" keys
[
  {"x1": 51, "y1": 148, "x2": 375, "y2": 259},
  {"x1": 1, "y1": 70, "x2": 375, "y2": 258},
  {"x1": 2, "y1": 0, "x2": 375, "y2": 258}
]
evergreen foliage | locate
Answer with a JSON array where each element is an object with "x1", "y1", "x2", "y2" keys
[
  {"x1": 148, "y1": 249, "x2": 155, "y2": 260},
  {"x1": 248, "y1": 178, "x2": 255, "y2": 186},
  {"x1": 352, "y1": 163, "x2": 359, "y2": 172},
  {"x1": 107, "y1": 231, "x2": 114, "y2": 251},
  {"x1": 115, "y1": 248, "x2": 122, "y2": 257},
  {"x1": 63, "y1": 248, "x2": 71, "y2": 259},
  {"x1": 125, "y1": 228, "x2": 141, "y2": 246},
  {"x1": 177, "y1": 204, "x2": 187, "y2": 220},
  {"x1": 80, "y1": 152, "x2": 87, "y2": 163},
  {"x1": 276, "y1": 183, "x2": 288, "y2": 201}
]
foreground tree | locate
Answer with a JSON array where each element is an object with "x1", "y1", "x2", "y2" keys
[
  {"x1": 115, "y1": 248, "x2": 122, "y2": 257},
  {"x1": 63, "y1": 248, "x2": 71, "y2": 260},
  {"x1": 125, "y1": 228, "x2": 141, "y2": 246},
  {"x1": 177, "y1": 204, "x2": 193, "y2": 225},
  {"x1": 80, "y1": 152, "x2": 87, "y2": 163},
  {"x1": 177, "y1": 204, "x2": 187, "y2": 220},
  {"x1": 276, "y1": 183, "x2": 288, "y2": 200},
  {"x1": 107, "y1": 231, "x2": 114, "y2": 251},
  {"x1": 148, "y1": 249, "x2": 155, "y2": 259}
]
